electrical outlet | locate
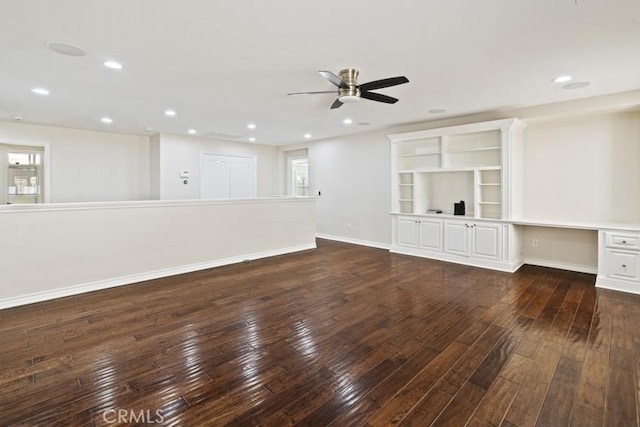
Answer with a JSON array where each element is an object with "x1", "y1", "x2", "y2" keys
[
  {"x1": 347, "y1": 223, "x2": 352, "y2": 231},
  {"x1": 532, "y1": 238, "x2": 539, "y2": 248}
]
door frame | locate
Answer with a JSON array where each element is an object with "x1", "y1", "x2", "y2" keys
[{"x1": 287, "y1": 155, "x2": 308, "y2": 197}]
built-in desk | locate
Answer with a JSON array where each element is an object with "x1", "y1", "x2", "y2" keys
[
  {"x1": 0, "y1": 197, "x2": 317, "y2": 309},
  {"x1": 512, "y1": 219, "x2": 640, "y2": 295}
]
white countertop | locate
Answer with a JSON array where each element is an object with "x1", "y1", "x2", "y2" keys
[
  {"x1": 0, "y1": 196, "x2": 316, "y2": 214},
  {"x1": 391, "y1": 212, "x2": 640, "y2": 231}
]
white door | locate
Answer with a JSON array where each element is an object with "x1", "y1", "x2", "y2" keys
[
  {"x1": 471, "y1": 223, "x2": 501, "y2": 260},
  {"x1": 444, "y1": 221, "x2": 470, "y2": 257},
  {"x1": 202, "y1": 154, "x2": 256, "y2": 199},
  {"x1": 419, "y1": 219, "x2": 442, "y2": 251},
  {"x1": 229, "y1": 157, "x2": 256, "y2": 198},
  {"x1": 396, "y1": 217, "x2": 419, "y2": 247},
  {"x1": 202, "y1": 155, "x2": 231, "y2": 199}
]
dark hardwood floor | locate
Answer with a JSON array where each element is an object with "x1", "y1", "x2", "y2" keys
[{"x1": 1, "y1": 239, "x2": 639, "y2": 426}]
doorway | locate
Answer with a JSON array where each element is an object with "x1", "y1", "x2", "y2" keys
[{"x1": 291, "y1": 158, "x2": 309, "y2": 197}]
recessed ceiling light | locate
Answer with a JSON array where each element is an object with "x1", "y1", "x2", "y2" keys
[
  {"x1": 101, "y1": 117, "x2": 113, "y2": 124},
  {"x1": 343, "y1": 118, "x2": 353, "y2": 125},
  {"x1": 47, "y1": 42, "x2": 86, "y2": 57},
  {"x1": 144, "y1": 127, "x2": 153, "y2": 132},
  {"x1": 188, "y1": 129, "x2": 197, "y2": 134},
  {"x1": 104, "y1": 60, "x2": 123, "y2": 70},
  {"x1": 247, "y1": 123, "x2": 256, "y2": 129},
  {"x1": 552, "y1": 75, "x2": 573, "y2": 83},
  {"x1": 563, "y1": 81, "x2": 591, "y2": 90},
  {"x1": 248, "y1": 137, "x2": 256, "y2": 142},
  {"x1": 31, "y1": 87, "x2": 50, "y2": 95},
  {"x1": 12, "y1": 115, "x2": 23, "y2": 121},
  {"x1": 304, "y1": 133, "x2": 312, "y2": 139},
  {"x1": 429, "y1": 108, "x2": 446, "y2": 114},
  {"x1": 164, "y1": 110, "x2": 176, "y2": 117}
]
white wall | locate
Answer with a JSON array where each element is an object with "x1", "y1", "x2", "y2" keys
[
  {"x1": 0, "y1": 198, "x2": 316, "y2": 308},
  {"x1": 0, "y1": 122, "x2": 150, "y2": 202},
  {"x1": 522, "y1": 226, "x2": 598, "y2": 273},
  {"x1": 305, "y1": 130, "x2": 391, "y2": 246},
  {"x1": 523, "y1": 111, "x2": 640, "y2": 223},
  {"x1": 157, "y1": 133, "x2": 278, "y2": 199}
]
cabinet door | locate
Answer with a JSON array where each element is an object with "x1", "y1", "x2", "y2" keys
[
  {"x1": 605, "y1": 249, "x2": 640, "y2": 282},
  {"x1": 444, "y1": 221, "x2": 470, "y2": 257},
  {"x1": 419, "y1": 219, "x2": 442, "y2": 251},
  {"x1": 471, "y1": 223, "x2": 501, "y2": 261},
  {"x1": 396, "y1": 218, "x2": 419, "y2": 248}
]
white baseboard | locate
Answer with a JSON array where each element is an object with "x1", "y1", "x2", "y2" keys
[
  {"x1": 523, "y1": 257, "x2": 597, "y2": 275},
  {"x1": 390, "y1": 245, "x2": 522, "y2": 273},
  {"x1": 316, "y1": 233, "x2": 390, "y2": 250},
  {"x1": 595, "y1": 275, "x2": 640, "y2": 294},
  {"x1": 0, "y1": 243, "x2": 316, "y2": 310}
]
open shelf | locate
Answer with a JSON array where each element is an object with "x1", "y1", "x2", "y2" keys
[
  {"x1": 447, "y1": 145, "x2": 500, "y2": 154},
  {"x1": 390, "y1": 118, "x2": 523, "y2": 220},
  {"x1": 400, "y1": 152, "x2": 440, "y2": 157}
]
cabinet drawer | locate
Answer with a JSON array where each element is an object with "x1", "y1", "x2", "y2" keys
[
  {"x1": 604, "y1": 231, "x2": 640, "y2": 250},
  {"x1": 604, "y1": 249, "x2": 640, "y2": 282}
]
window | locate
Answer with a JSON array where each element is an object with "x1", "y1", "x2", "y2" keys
[{"x1": 1, "y1": 144, "x2": 45, "y2": 205}]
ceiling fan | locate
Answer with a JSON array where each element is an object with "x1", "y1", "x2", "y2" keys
[{"x1": 288, "y1": 68, "x2": 409, "y2": 109}]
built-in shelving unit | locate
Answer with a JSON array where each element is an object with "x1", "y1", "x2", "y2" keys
[
  {"x1": 388, "y1": 118, "x2": 527, "y2": 272},
  {"x1": 389, "y1": 118, "x2": 525, "y2": 220}
]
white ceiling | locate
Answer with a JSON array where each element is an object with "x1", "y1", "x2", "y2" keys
[{"x1": 1, "y1": 0, "x2": 639, "y2": 145}]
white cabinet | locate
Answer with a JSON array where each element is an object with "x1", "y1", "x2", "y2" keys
[
  {"x1": 444, "y1": 220, "x2": 501, "y2": 261},
  {"x1": 597, "y1": 230, "x2": 640, "y2": 293},
  {"x1": 394, "y1": 216, "x2": 442, "y2": 252},
  {"x1": 391, "y1": 214, "x2": 521, "y2": 272}
]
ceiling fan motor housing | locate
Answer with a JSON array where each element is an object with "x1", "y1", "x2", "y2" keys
[
  {"x1": 339, "y1": 68, "x2": 359, "y2": 86},
  {"x1": 338, "y1": 68, "x2": 361, "y2": 101}
]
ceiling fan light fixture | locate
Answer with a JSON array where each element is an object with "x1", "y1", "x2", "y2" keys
[{"x1": 338, "y1": 95, "x2": 360, "y2": 103}]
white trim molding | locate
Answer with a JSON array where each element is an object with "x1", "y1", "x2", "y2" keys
[{"x1": 316, "y1": 233, "x2": 390, "y2": 250}]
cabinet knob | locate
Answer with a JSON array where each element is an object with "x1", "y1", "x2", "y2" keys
[
  {"x1": 622, "y1": 240, "x2": 627, "y2": 244},
  {"x1": 622, "y1": 264, "x2": 627, "y2": 268}
]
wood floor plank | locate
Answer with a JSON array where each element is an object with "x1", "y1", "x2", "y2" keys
[
  {"x1": 605, "y1": 366, "x2": 637, "y2": 426},
  {"x1": 0, "y1": 240, "x2": 637, "y2": 426},
  {"x1": 466, "y1": 376, "x2": 519, "y2": 427}
]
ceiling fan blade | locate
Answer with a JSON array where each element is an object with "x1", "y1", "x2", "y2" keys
[
  {"x1": 330, "y1": 98, "x2": 343, "y2": 109},
  {"x1": 360, "y1": 91, "x2": 399, "y2": 104},
  {"x1": 287, "y1": 90, "x2": 336, "y2": 95},
  {"x1": 359, "y1": 76, "x2": 409, "y2": 92},
  {"x1": 319, "y1": 71, "x2": 348, "y2": 88}
]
